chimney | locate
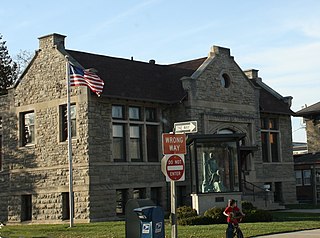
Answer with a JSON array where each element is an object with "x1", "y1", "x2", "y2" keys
[
  {"x1": 149, "y1": 59, "x2": 156, "y2": 64},
  {"x1": 244, "y1": 69, "x2": 259, "y2": 79},
  {"x1": 209, "y1": 46, "x2": 231, "y2": 57},
  {"x1": 38, "y1": 33, "x2": 66, "y2": 50}
]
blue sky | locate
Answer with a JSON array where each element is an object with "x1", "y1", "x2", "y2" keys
[{"x1": 2, "y1": 0, "x2": 320, "y2": 142}]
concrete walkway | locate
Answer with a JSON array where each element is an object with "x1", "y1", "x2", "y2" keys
[
  {"x1": 255, "y1": 209, "x2": 320, "y2": 237},
  {"x1": 255, "y1": 228, "x2": 320, "y2": 237}
]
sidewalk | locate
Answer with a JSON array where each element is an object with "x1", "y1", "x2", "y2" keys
[
  {"x1": 255, "y1": 209, "x2": 320, "y2": 237},
  {"x1": 255, "y1": 228, "x2": 320, "y2": 237}
]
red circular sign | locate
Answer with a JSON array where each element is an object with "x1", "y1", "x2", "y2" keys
[{"x1": 166, "y1": 155, "x2": 185, "y2": 181}]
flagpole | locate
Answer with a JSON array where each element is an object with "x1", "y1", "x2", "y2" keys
[{"x1": 65, "y1": 56, "x2": 74, "y2": 227}]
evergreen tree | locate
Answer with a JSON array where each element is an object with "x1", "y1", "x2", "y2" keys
[{"x1": 0, "y1": 34, "x2": 17, "y2": 95}]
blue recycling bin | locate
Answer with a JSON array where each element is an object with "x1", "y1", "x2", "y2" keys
[{"x1": 133, "y1": 206, "x2": 165, "y2": 238}]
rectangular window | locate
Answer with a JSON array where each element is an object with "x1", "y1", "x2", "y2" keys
[
  {"x1": 112, "y1": 105, "x2": 124, "y2": 119},
  {"x1": 112, "y1": 105, "x2": 160, "y2": 163},
  {"x1": 151, "y1": 187, "x2": 162, "y2": 206},
  {"x1": 116, "y1": 189, "x2": 127, "y2": 215},
  {"x1": 274, "y1": 182, "x2": 283, "y2": 203},
  {"x1": 129, "y1": 107, "x2": 140, "y2": 120},
  {"x1": 295, "y1": 170, "x2": 302, "y2": 186},
  {"x1": 113, "y1": 124, "x2": 126, "y2": 161},
  {"x1": 21, "y1": 111, "x2": 35, "y2": 146},
  {"x1": 60, "y1": 104, "x2": 76, "y2": 142},
  {"x1": 130, "y1": 125, "x2": 142, "y2": 161},
  {"x1": 147, "y1": 125, "x2": 159, "y2": 162},
  {"x1": 21, "y1": 195, "x2": 32, "y2": 221},
  {"x1": 260, "y1": 116, "x2": 280, "y2": 163},
  {"x1": 261, "y1": 132, "x2": 268, "y2": 162},
  {"x1": 62, "y1": 192, "x2": 70, "y2": 220},
  {"x1": 145, "y1": 108, "x2": 157, "y2": 122},
  {"x1": 133, "y1": 188, "x2": 146, "y2": 199},
  {"x1": 270, "y1": 133, "x2": 279, "y2": 162},
  {"x1": 303, "y1": 170, "x2": 311, "y2": 185},
  {"x1": 0, "y1": 116, "x2": 2, "y2": 130}
]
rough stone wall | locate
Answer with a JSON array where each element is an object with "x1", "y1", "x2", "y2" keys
[
  {"x1": 0, "y1": 94, "x2": 10, "y2": 222},
  {"x1": 253, "y1": 113, "x2": 296, "y2": 204},
  {"x1": 1, "y1": 34, "x2": 91, "y2": 223},
  {"x1": 180, "y1": 48, "x2": 258, "y2": 133},
  {"x1": 306, "y1": 119, "x2": 320, "y2": 153},
  {"x1": 87, "y1": 98, "x2": 168, "y2": 220},
  {"x1": 177, "y1": 46, "x2": 296, "y2": 204}
]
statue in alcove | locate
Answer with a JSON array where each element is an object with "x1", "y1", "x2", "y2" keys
[{"x1": 202, "y1": 151, "x2": 225, "y2": 192}]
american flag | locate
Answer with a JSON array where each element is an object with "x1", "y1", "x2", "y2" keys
[{"x1": 69, "y1": 64, "x2": 104, "y2": 96}]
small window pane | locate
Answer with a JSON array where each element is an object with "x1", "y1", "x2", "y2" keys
[
  {"x1": 116, "y1": 189, "x2": 127, "y2": 215},
  {"x1": 261, "y1": 132, "x2": 269, "y2": 162},
  {"x1": 269, "y1": 118, "x2": 278, "y2": 130},
  {"x1": 270, "y1": 133, "x2": 279, "y2": 162},
  {"x1": 303, "y1": 170, "x2": 311, "y2": 185},
  {"x1": 260, "y1": 118, "x2": 268, "y2": 129},
  {"x1": 113, "y1": 124, "x2": 125, "y2": 161},
  {"x1": 23, "y1": 112, "x2": 35, "y2": 145},
  {"x1": 129, "y1": 107, "x2": 140, "y2": 120},
  {"x1": 146, "y1": 108, "x2": 156, "y2": 121},
  {"x1": 113, "y1": 125, "x2": 124, "y2": 137},
  {"x1": 130, "y1": 125, "x2": 140, "y2": 138},
  {"x1": 295, "y1": 171, "x2": 302, "y2": 186},
  {"x1": 112, "y1": 105, "x2": 124, "y2": 119}
]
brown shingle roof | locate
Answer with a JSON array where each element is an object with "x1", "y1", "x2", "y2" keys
[
  {"x1": 66, "y1": 49, "x2": 292, "y2": 115},
  {"x1": 66, "y1": 50, "x2": 205, "y2": 103},
  {"x1": 295, "y1": 101, "x2": 320, "y2": 117},
  {"x1": 250, "y1": 79, "x2": 293, "y2": 115}
]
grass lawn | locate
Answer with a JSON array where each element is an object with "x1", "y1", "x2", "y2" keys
[{"x1": 0, "y1": 212, "x2": 320, "y2": 238}]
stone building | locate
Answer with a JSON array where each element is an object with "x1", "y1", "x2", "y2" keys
[
  {"x1": 294, "y1": 102, "x2": 320, "y2": 204},
  {"x1": 0, "y1": 33, "x2": 296, "y2": 224}
]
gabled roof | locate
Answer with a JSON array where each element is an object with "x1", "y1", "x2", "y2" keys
[
  {"x1": 66, "y1": 50, "x2": 205, "y2": 104},
  {"x1": 250, "y1": 79, "x2": 293, "y2": 115},
  {"x1": 295, "y1": 101, "x2": 320, "y2": 117},
  {"x1": 67, "y1": 48, "x2": 292, "y2": 115}
]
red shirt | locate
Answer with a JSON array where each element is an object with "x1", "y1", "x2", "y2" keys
[{"x1": 224, "y1": 206, "x2": 240, "y2": 224}]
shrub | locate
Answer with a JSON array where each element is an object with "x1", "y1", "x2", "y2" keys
[
  {"x1": 204, "y1": 207, "x2": 226, "y2": 224},
  {"x1": 241, "y1": 201, "x2": 256, "y2": 211},
  {"x1": 243, "y1": 209, "x2": 273, "y2": 223},
  {"x1": 178, "y1": 215, "x2": 213, "y2": 226},
  {"x1": 176, "y1": 206, "x2": 198, "y2": 220}
]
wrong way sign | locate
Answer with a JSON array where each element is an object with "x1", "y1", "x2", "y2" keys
[{"x1": 162, "y1": 133, "x2": 186, "y2": 155}]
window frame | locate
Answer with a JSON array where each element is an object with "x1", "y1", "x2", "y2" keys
[
  {"x1": 60, "y1": 104, "x2": 77, "y2": 142},
  {"x1": 260, "y1": 116, "x2": 281, "y2": 163},
  {"x1": 116, "y1": 189, "x2": 128, "y2": 215},
  {"x1": 295, "y1": 170, "x2": 303, "y2": 186},
  {"x1": 20, "y1": 111, "x2": 35, "y2": 146},
  {"x1": 303, "y1": 169, "x2": 311, "y2": 186},
  {"x1": 112, "y1": 124, "x2": 126, "y2": 161},
  {"x1": 112, "y1": 105, "x2": 160, "y2": 162}
]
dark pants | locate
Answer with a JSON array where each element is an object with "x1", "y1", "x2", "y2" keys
[{"x1": 226, "y1": 222, "x2": 234, "y2": 238}]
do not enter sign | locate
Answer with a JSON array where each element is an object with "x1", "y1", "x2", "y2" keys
[{"x1": 166, "y1": 154, "x2": 185, "y2": 181}]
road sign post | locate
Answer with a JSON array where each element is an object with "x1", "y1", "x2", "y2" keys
[{"x1": 161, "y1": 131, "x2": 188, "y2": 238}]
